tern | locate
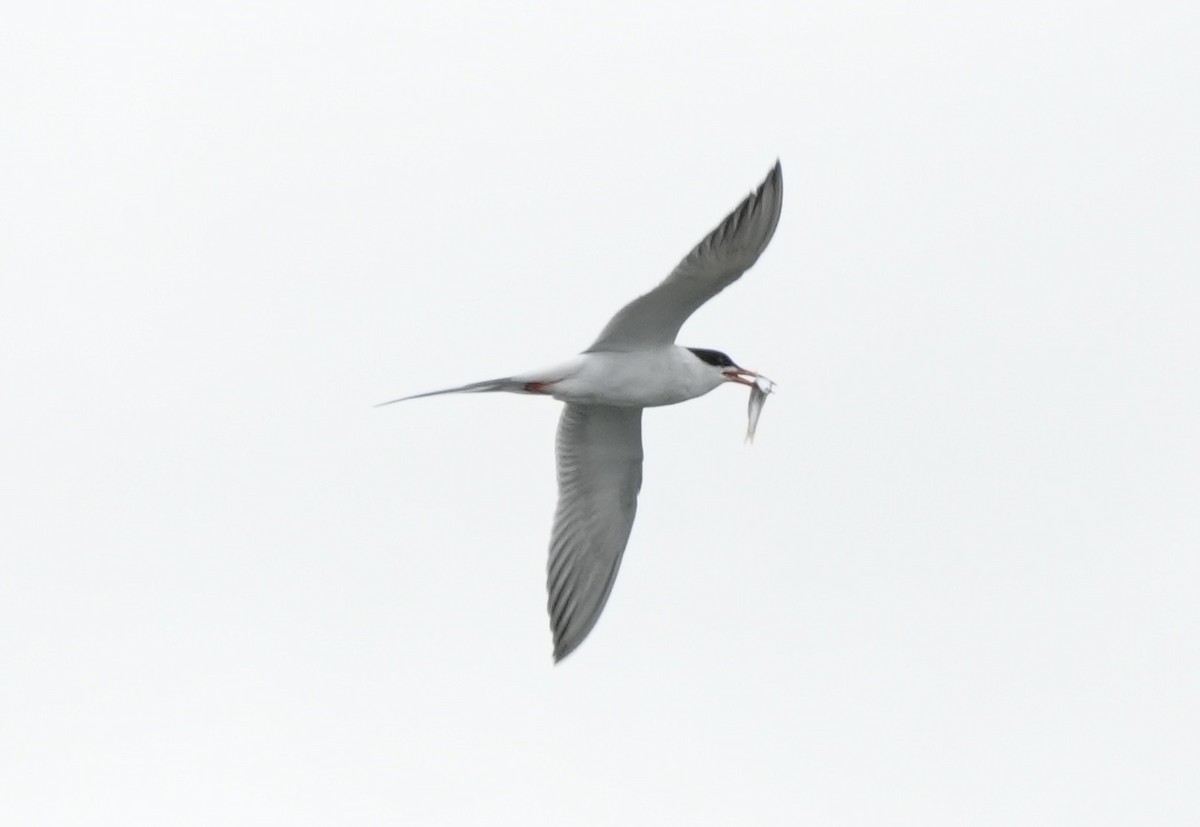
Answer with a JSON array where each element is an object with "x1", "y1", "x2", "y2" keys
[{"x1": 382, "y1": 161, "x2": 783, "y2": 661}]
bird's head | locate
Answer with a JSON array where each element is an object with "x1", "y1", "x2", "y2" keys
[{"x1": 686, "y1": 347, "x2": 761, "y2": 387}]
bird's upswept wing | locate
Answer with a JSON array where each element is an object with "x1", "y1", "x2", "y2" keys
[
  {"x1": 547, "y1": 404, "x2": 643, "y2": 661},
  {"x1": 587, "y1": 160, "x2": 783, "y2": 352}
]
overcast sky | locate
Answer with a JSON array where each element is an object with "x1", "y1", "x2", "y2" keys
[{"x1": 3, "y1": 2, "x2": 1198, "y2": 825}]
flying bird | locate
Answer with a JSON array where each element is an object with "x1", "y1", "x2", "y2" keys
[{"x1": 382, "y1": 161, "x2": 783, "y2": 661}]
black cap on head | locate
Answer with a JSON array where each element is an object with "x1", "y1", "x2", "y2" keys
[{"x1": 687, "y1": 348, "x2": 737, "y2": 368}]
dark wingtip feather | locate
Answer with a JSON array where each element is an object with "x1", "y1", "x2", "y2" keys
[
  {"x1": 693, "y1": 158, "x2": 784, "y2": 265},
  {"x1": 553, "y1": 634, "x2": 582, "y2": 663}
]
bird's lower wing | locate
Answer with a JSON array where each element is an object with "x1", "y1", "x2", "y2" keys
[
  {"x1": 587, "y1": 160, "x2": 783, "y2": 352},
  {"x1": 547, "y1": 404, "x2": 644, "y2": 661}
]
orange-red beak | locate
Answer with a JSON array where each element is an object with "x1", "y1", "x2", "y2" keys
[{"x1": 723, "y1": 367, "x2": 760, "y2": 387}]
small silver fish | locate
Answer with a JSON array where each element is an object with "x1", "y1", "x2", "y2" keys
[{"x1": 746, "y1": 374, "x2": 776, "y2": 443}]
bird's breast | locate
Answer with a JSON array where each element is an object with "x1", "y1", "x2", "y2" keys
[{"x1": 547, "y1": 349, "x2": 718, "y2": 408}]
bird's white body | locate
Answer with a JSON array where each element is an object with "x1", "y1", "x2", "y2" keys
[
  {"x1": 382, "y1": 161, "x2": 785, "y2": 661},
  {"x1": 519, "y1": 347, "x2": 727, "y2": 408}
]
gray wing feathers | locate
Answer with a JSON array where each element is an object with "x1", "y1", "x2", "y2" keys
[
  {"x1": 547, "y1": 404, "x2": 644, "y2": 661},
  {"x1": 587, "y1": 160, "x2": 783, "y2": 351}
]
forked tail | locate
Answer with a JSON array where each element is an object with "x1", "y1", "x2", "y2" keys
[{"x1": 375, "y1": 377, "x2": 531, "y2": 407}]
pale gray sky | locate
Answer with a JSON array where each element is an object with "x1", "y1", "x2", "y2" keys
[{"x1": 3, "y1": 2, "x2": 1198, "y2": 825}]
